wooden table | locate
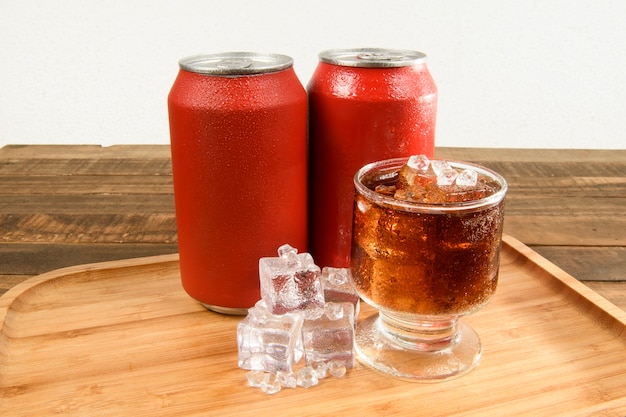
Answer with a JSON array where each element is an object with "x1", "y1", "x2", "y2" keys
[{"x1": 1, "y1": 145, "x2": 625, "y2": 311}]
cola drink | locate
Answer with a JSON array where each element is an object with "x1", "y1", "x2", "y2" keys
[{"x1": 350, "y1": 157, "x2": 507, "y2": 316}]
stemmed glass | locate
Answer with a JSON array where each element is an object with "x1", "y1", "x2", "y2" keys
[{"x1": 350, "y1": 157, "x2": 507, "y2": 382}]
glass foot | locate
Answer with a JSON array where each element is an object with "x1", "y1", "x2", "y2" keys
[{"x1": 355, "y1": 312, "x2": 481, "y2": 382}]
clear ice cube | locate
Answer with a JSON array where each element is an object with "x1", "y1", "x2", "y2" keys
[
  {"x1": 407, "y1": 154, "x2": 430, "y2": 171},
  {"x1": 246, "y1": 300, "x2": 273, "y2": 324},
  {"x1": 309, "y1": 361, "x2": 328, "y2": 379},
  {"x1": 431, "y1": 160, "x2": 452, "y2": 176},
  {"x1": 396, "y1": 156, "x2": 438, "y2": 202},
  {"x1": 327, "y1": 360, "x2": 347, "y2": 378},
  {"x1": 276, "y1": 370, "x2": 297, "y2": 388},
  {"x1": 436, "y1": 167, "x2": 459, "y2": 186},
  {"x1": 296, "y1": 367, "x2": 319, "y2": 388},
  {"x1": 237, "y1": 301, "x2": 304, "y2": 374},
  {"x1": 260, "y1": 374, "x2": 282, "y2": 394},
  {"x1": 277, "y1": 243, "x2": 300, "y2": 264},
  {"x1": 320, "y1": 267, "x2": 360, "y2": 316},
  {"x1": 259, "y1": 245, "x2": 324, "y2": 320},
  {"x1": 245, "y1": 370, "x2": 267, "y2": 387},
  {"x1": 456, "y1": 168, "x2": 479, "y2": 188},
  {"x1": 324, "y1": 302, "x2": 345, "y2": 321},
  {"x1": 302, "y1": 302, "x2": 355, "y2": 368}
]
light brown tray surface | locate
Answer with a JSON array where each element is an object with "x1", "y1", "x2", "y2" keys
[{"x1": 1, "y1": 235, "x2": 625, "y2": 416}]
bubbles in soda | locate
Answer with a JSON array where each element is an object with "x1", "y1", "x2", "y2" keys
[{"x1": 351, "y1": 156, "x2": 505, "y2": 316}]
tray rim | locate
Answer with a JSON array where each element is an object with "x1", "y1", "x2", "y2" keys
[
  {"x1": 500, "y1": 235, "x2": 626, "y2": 329},
  {"x1": 0, "y1": 253, "x2": 179, "y2": 314}
]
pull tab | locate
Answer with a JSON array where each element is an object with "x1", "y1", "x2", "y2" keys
[
  {"x1": 216, "y1": 57, "x2": 254, "y2": 70},
  {"x1": 356, "y1": 52, "x2": 406, "y2": 61}
]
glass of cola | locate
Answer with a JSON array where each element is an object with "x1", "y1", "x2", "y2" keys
[{"x1": 350, "y1": 156, "x2": 507, "y2": 381}]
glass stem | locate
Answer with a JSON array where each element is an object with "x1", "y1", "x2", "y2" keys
[{"x1": 377, "y1": 312, "x2": 459, "y2": 352}]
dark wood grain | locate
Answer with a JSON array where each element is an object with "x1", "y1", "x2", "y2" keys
[{"x1": 1, "y1": 145, "x2": 624, "y2": 311}]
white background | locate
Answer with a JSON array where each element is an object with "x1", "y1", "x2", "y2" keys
[{"x1": 1, "y1": 0, "x2": 625, "y2": 149}]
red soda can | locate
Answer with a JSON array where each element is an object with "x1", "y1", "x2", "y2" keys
[
  {"x1": 308, "y1": 48, "x2": 438, "y2": 268},
  {"x1": 168, "y1": 52, "x2": 308, "y2": 314}
]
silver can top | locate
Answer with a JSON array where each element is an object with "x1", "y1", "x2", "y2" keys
[
  {"x1": 178, "y1": 52, "x2": 294, "y2": 76},
  {"x1": 319, "y1": 48, "x2": 427, "y2": 68}
]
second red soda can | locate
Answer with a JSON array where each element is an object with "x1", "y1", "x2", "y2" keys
[
  {"x1": 168, "y1": 52, "x2": 308, "y2": 314},
  {"x1": 307, "y1": 48, "x2": 438, "y2": 268}
]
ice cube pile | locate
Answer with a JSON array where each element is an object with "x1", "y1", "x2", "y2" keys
[
  {"x1": 237, "y1": 244, "x2": 359, "y2": 394},
  {"x1": 381, "y1": 154, "x2": 492, "y2": 204}
]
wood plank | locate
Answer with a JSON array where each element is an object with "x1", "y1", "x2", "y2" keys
[
  {"x1": 0, "y1": 216, "x2": 177, "y2": 244},
  {"x1": 468, "y1": 160, "x2": 625, "y2": 178},
  {"x1": 0, "y1": 158, "x2": 172, "y2": 176},
  {"x1": 584, "y1": 281, "x2": 626, "y2": 312},
  {"x1": 0, "y1": 275, "x2": 30, "y2": 296},
  {"x1": 4, "y1": 145, "x2": 623, "y2": 163},
  {"x1": 502, "y1": 176, "x2": 625, "y2": 198},
  {"x1": 436, "y1": 147, "x2": 626, "y2": 163},
  {"x1": 504, "y1": 195, "x2": 625, "y2": 217},
  {"x1": 0, "y1": 145, "x2": 172, "y2": 176},
  {"x1": 0, "y1": 214, "x2": 177, "y2": 243},
  {"x1": 0, "y1": 175, "x2": 174, "y2": 195},
  {"x1": 0, "y1": 144, "x2": 172, "y2": 159},
  {"x1": 0, "y1": 195, "x2": 175, "y2": 214},
  {"x1": 530, "y1": 246, "x2": 626, "y2": 281},
  {"x1": 504, "y1": 213, "x2": 625, "y2": 246},
  {"x1": 0, "y1": 243, "x2": 178, "y2": 275}
]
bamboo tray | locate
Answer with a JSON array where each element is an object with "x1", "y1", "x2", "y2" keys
[{"x1": 1, "y1": 235, "x2": 625, "y2": 416}]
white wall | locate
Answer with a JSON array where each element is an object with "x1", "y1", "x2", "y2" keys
[{"x1": 1, "y1": 0, "x2": 625, "y2": 149}]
